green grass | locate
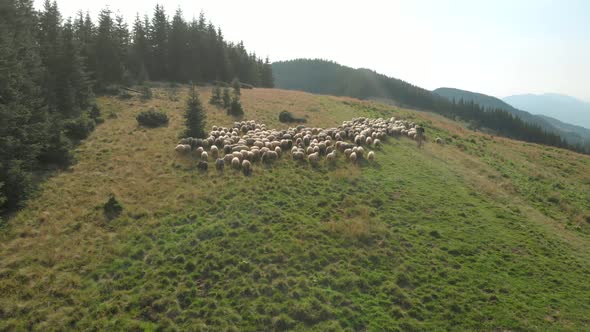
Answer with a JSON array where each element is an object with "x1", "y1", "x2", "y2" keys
[{"x1": 1, "y1": 86, "x2": 589, "y2": 330}]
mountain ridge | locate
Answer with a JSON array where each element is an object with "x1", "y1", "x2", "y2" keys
[
  {"x1": 433, "y1": 87, "x2": 590, "y2": 150},
  {"x1": 503, "y1": 93, "x2": 590, "y2": 129}
]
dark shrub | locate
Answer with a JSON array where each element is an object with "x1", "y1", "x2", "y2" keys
[
  {"x1": 103, "y1": 195, "x2": 123, "y2": 220},
  {"x1": 136, "y1": 110, "x2": 169, "y2": 128},
  {"x1": 279, "y1": 111, "x2": 306, "y2": 123},
  {"x1": 64, "y1": 115, "x2": 96, "y2": 140}
]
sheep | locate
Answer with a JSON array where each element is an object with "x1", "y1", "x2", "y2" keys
[
  {"x1": 232, "y1": 151, "x2": 242, "y2": 160},
  {"x1": 292, "y1": 151, "x2": 305, "y2": 161},
  {"x1": 367, "y1": 151, "x2": 375, "y2": 161},
  {"x1": 373, "y1": 138, "x2": 381, "y2": 147},
  {"x1": 326, "y1": 151, "x2": 336, "y2": 163},
  {"x1": 356, "y1": 146, "x2": 364, "y2": 158},
  {"x1": 274, "y1": 146, "x2": 282, "y2": 157},
  {"x1": 175, "y1": 144, "x2": 191, "y2": 155},
  {"x1": 366, "y1": 137, "x2": 373, "y2": 146},
  {"x1": 349, "y1": 152, "x2": 357, "y2": 162},
  {"x1": 242, "y1": 159, "x2": 252, "y2": 175},
  {"x1": 231, "y1": 157, "x2": 241, "y2": 169},
  {"x1": 344, "y1": 148, "x2": 352, "y2": 158},
  {"x1": 308, "y1": 152, "x2": 320, "y2": 166},
  {"x1": 251, "y1": 149, "x2": 261, "y2": 162},
  {"x1": 196, "y1": 147, "x2": 204, "y2": 156},
  {"x1": 435, "y1": 137, "x2": 444, "y2": 144},
  {"x1": 223, "y1": 154, "x2": 233, "y2": 164},
  {"x1": 215, "y1": 158, "x2": 224, "y2": 170},
  {"x1": 210, "y1": 145, "x2": 219, "y2": 158},
  {"x1": 201, "y1": 151, "x2": 208, "y2": 161},
  {"x1": 197, "y1": 161, "x2": 208, "y2": 171},
  {"x1": 262, "y1": 151, "x2": 278, "y2": 163}
]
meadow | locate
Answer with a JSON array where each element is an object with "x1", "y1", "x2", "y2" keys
[{"x1": 1, "y1": 85, "x2": 589, "y2": 330}]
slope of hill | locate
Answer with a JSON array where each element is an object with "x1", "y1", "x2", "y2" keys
[
  {"x1": 272, "y1": 59, "x2": 585, "y2": 154},
  {"x1": 434, "y1": 88, "x2": 590, "y2": 149},
  {"x1": 1, "y1": 85, "x2": 589, "y2": 330},
  {"x1": 504, "y1": 93, "x2": 590, "y2": 129}
]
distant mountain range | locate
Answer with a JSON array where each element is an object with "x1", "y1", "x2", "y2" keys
[
  {"x1": 503, "y1": 94, "x2": 590, "y2": 129},
  {"x1": 272, "y1": 59, "x2": 588, "y2": 153},
  {"x1": 433, "y1": 88, "x2": 590, "y2": 149}
]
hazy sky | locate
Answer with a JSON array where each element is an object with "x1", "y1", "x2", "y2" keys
[{"x1": 34, "y1": 0, "x2": 590, "y2": 101}]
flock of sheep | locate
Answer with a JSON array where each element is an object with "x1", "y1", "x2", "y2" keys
[{"x1": 175, "y1": 117, "x2": 434, "y2": 174}]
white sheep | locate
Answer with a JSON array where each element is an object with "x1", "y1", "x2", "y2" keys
[
  {"x1": 175, "y1": 144, "x2": 191, "y2": 155},
  {"x1": 326, "y1": 151, "x2": 336, "y2": 163},
  {"x1": 308, "y1": 152, "x2": 320, "y2": 166},
  {"x1": 367, "y1": 151, "x2": 375, "y2": 161},
  {"x1": 210, "y1": 145, "x2": 219, "y2": 158},
  {"x1": 231, "y1": 157, "x2": 241, "y2": 169},
  {"x1": 242, "y1": 159, "x2": 252, "y2": 174},
  {"x1": 201, "y1": 151, "x2": 208, "y2": 160},
  {"x1": 349, "y1": 152, "x2": 357, "y2": 162}
]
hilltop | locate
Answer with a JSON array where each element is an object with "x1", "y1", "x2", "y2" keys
[
  {"x1": 434, "y1": 88, "x2": 590, "y2": 150},
  {"x1": 1, "y1": 85, "x2": 589, "y2": 330}
]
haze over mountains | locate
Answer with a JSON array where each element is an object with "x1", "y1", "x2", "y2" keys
[
  {"x1": 434, "y1": 88, "x2": 590, "y2": 150},
  {"x1": 503, "y1": 93, "x2": 590, "y2": 129}
]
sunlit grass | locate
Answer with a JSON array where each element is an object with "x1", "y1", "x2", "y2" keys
[{"x1": 1, "y1": 86, "x2": 589, "y2": 330}]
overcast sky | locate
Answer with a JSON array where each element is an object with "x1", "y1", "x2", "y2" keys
[{"x1": 34, "y1": 0, "x2": 590, "y2": 101}]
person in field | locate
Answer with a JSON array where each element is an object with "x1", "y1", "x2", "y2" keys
[{"x1": 416, "y1": 125, "x2": 425, "y2": 148}]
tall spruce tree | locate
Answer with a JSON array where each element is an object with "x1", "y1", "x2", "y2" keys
[
  {"x1": 94, "y1": 8, "x2": 123, "y2": 87},
  {"x1": 149, "y1": 4, "x2": 168, "y2": 81},
  {"x1": 129, "y1": 14, "x2": 150, "y2": 82},
  {"x1": 168, "y1": 8, "x2": 188, "y2": 82},
  {"x1": 184, "y1": 85, "x2": 207, "y2": 138}
]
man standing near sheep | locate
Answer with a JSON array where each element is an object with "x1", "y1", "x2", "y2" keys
[{"x1": 416, "y1": 125, "x2": 425, "y2": 148}]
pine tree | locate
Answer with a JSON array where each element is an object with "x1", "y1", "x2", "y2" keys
[
  {"x1": 94, "y1": 8, "x2": 123, "y2": 87},
  {"x1": 149, "y1": 4, "x2": 169, "y2": 81},
  {"x1": 168, "y1": 8, "x2": 188, "y2": 82},
  {"x1": 0, "y1": 0, "x2": 50, "y2": 212},
  {"x1": 222, "y1": 87, "x2": 232, "y2": 108},
  {"x1": 186, "y1": 18, "x2": 202, "y2": 82},
  {"x1": 260, "y1": 57, "x2": 274, "y2": 88},
  {"x1": 113, "y1": 14, "x2": 130, "y2": 84},
  {"x1": 209, "y1": 86, "x2": 222, "y2": 106},
  {"x1": 232, "y1": 77, "x2": 241, "y2": 96},
  {"x1": 130, "y1": 14, "x2": 150, "y2": 82},
  {"x1": 184, "y1": 85, "x2": 207, "y2": 138},
  {"x1": 228, "y1": 94, "x2": 244, "y2": 117}
]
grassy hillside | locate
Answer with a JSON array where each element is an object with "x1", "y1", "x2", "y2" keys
[{"x1": 1, "y1": 85, "x2": 590, "y2": 330}]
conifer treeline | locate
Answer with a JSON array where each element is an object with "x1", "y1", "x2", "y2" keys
[
  {"x1": 0, "y1": 0, "x2": 273, "y2": 215},
  {"x1": 80, "y1": 4, "x2": 274, "y2": 88}
]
